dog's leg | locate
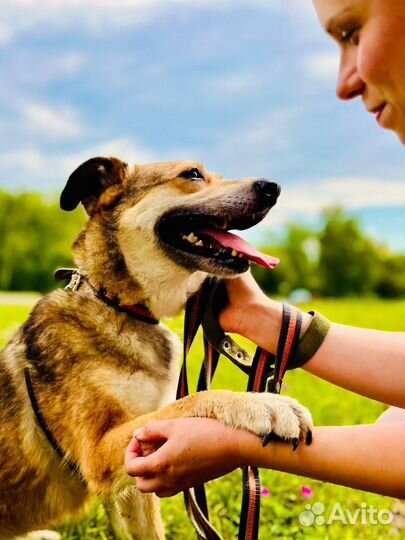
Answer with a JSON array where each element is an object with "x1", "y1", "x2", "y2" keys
[
  {"x1": 105, "y1": 490, "x2": 164, "y2": 540},
  {"x1": 79, "y1": 418, "x2": 165, "y2": 540},
  {"x1": 106, "y1": 488, "x2": 165, "y2": 540},
  {"x1": 82, "y1": 388, "x2": 312, "y2": 492},
  {"x1": 79, "y1": 390, "x2": 312, "y2": 538}
]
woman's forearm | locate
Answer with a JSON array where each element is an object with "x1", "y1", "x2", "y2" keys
[
  {"x1": 240, "y1": 299, "x2": 405, "y2": 407},
  {"x1": 237, "y1": 422, "x2": 405, "y2": 499},
  {"x1": 304, "y1": 323, "x2": 405, "y2": 407}
]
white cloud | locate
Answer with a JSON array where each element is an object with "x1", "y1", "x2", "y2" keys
[
  {"x1": 19, "y1": 102, "x2": 84, "y2": 140},
  {"x1": 284, "y1": 177, "x2": 405, "y2": 211},
  {"x1": 0, "y1": 20, "x2": 13, "y2": 44},
  {"x1": 304, "y1": 52, "x2": 340, "y2": 82},
  {"x1": 25, "y1": 52, "x2": 88, "y2": 83},
  {"x1": 204, "y1": 70, "x2": 265, "y2": 96},
  {"x1": 0, "y1": 0, "x2": 314, "y2": 44},
  {"x1": 88, "y1": 138, "x2": 158, "y2": 165},
  {"x1": 0, "y1": 148, "x2": 47, "y2": 178},
  {"x1": 0, "y1": 138, "x2": 158, "y2": 191},
  {"x1": 217, "y1": 107, "x2": 303, "y2": 161},
  {"x1": 257, "y1": 176, "x2": 405, "y2": 230}
]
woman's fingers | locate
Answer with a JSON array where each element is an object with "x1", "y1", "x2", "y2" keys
[
  {"x1": 125, "y1": 450, "x2": 165, "y2": 477},
  {"x1": 125, "y1": 436, "x2": 143, "y2": 460},
  {"x1": 135, "y1": 474, "x2": 179, "y2": 497},
  {"x1": 125, "y1": 418, "x2": 245, "y2": 497},
  {"x1": 135, "y1": 419, "x2": 174, "y2": 441},
  {"x1": 125, "y1": 420, "x2": 174, "y2": 470}
]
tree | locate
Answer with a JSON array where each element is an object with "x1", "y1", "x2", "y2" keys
[
  {"x1": 0, "y1": 191, "x2": 85, "y2": 292},
  {"x1": 374, "y1": 251, "x2": 405, "y2": 298},
  {"x1": 318, "y1": 208, "x2": 380, "y2": 297}
]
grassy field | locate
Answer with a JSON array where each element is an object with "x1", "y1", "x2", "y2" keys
[{"x1": 1, "y1": 295, "x2": 404, "y2": 539}]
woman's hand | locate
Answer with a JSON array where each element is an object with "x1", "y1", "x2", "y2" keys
[
  {"x1": 125, "y1": 417, "x2": 405, "y2": 499},
  {"x1": 219, "y1": 272, "x2": 283, "y2": 354},
  {"x1": 124, "y1": 417, "x2": 253, "y2": 497}
]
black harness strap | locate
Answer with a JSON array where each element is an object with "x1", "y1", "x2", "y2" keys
[{"x1": 24, "y1": 368, "x2": 81, "y2": 476}]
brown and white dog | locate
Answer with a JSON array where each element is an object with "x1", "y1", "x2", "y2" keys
[{"x1": 0, "y1": 158, "x2": 313, "y2": 540}]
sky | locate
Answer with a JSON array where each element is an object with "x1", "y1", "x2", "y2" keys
[{"x1": 0, "y1": 0, "x2": 404, "y2": 251}]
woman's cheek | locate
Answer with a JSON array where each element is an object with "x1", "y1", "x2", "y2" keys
[{"x1": 357, "y1": 31, "x2": 388, "y2": 88}]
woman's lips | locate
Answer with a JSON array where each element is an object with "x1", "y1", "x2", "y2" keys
[
  {"x1": 372, "y1": 103, "x2": 387, "y2": 124},
  {"x1": 376, "y1": 104, "x2": 386, "y2": 123}
]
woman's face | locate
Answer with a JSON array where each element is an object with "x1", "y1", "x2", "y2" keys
[{"x1": 313, "y1": 0, "x2": 405, "y2": 144}]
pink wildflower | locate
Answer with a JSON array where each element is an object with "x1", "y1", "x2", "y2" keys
[{"x1": 300, "y1": 485, "x2": 313, "y2": 499}]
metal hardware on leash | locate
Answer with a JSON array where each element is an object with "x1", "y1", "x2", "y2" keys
[
  {"x1": 218, "y1": 335, "x2": 251, "y2": 372},
  {"x1": 201, "y1": 279, "x2": 252, "y2": 374}
]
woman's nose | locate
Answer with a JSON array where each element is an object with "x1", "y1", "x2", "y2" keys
[{"x1": 336, "y1": 48, "x2": 365, "y2": 100}]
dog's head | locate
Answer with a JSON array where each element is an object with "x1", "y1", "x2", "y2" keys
[{"x1": 61, "y1": 157, "x2": 280, "y2": 316}]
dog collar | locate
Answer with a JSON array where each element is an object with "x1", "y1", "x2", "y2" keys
[{"x1": 54, "y1": 268, "x2": 159, "y2": 325}]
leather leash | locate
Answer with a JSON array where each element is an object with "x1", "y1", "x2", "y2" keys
[{"x1": 177, "y1": 277, "x2": 303, "y2": 540}]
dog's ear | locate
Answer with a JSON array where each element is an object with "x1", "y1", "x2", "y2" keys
[{"x1": 60, "y1": 157, "x2": 128, "y2": 215}]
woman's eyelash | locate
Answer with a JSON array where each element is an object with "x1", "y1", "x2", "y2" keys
[{"x1": 340, "y1": 27, "x2": 360, "y2": 45}]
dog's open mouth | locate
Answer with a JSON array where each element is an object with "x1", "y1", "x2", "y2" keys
[{"x1": 157, "y1": 208, "x2": 280, "y2": 272}]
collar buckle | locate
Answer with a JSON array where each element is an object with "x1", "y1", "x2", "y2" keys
[{"x1": 65, "y1": 271, "x2": 82, "y2": 292}]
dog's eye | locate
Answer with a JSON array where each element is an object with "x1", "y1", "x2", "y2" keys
[{"x1": 179, "y1": 168, "x2": 204, "y2": 181}]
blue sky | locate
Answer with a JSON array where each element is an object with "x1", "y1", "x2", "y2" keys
[{"x1": 0, "y1": 0, "x2": 404, "y2": 251}]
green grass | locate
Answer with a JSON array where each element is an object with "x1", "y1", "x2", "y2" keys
[{"x1": 1, "y1": 296, "x2": 404, "y2": 539}]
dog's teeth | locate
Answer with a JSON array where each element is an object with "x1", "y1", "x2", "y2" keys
[
  {"x1": 238, "y1": 253, "x2": 244, "y2": 258},
  {"x1": 231, "y1": 250, "x2": 238, "y2": 257},
  {"x1": 185, "y1": 232, "x2": 199, "y2": 244},
  {"x1": 195, "y1": 240, "x2": 204, "y2": 247}
]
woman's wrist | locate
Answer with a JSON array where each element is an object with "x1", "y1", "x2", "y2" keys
[
  {"x1": 220, "y1": 275, "x2": 313, "y2": 355},
  {"x1": 241, "y1": 298, "x2": 283, "y2": 354},
  {"x1": 216, "y1": 424, "x2": 258, "y2": 471},
  {"x1": 233, "y1": 427, "x2": 263, "y2": 468},
  {"x1": 233, "y1": 426, "x2": 285, "y2": 470}
]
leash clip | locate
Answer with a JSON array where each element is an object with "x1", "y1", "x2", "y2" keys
[{"x1": 65, "y1": 270, "x2": 82, "y2": 292}]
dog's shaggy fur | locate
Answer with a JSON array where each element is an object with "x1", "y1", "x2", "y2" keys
[{"x1": 0, "y1": 158, "x2": 313, "y2": 540}]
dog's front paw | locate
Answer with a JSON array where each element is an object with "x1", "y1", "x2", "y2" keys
[{"x1": 202, "y1": 390, "x2": 313, "y2": 450}]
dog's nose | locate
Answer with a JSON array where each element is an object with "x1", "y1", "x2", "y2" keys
[{"x1": 253, "y1": 179, "x2": 281, "y2": 200}]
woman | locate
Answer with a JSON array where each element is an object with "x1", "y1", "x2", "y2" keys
[{"x1": 125, "y1": 0, "x2": 405, "y2": 499}]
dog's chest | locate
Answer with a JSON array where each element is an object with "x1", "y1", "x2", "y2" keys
[{"x1": 95, "y1": 322, "x2": 182, "y2": 416}]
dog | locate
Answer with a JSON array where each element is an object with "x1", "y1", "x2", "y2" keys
[{"x1": 0, "y1": 157, "x2": 313, "y2": 540}]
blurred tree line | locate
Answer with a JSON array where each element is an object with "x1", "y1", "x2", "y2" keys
[
  {"x1": 253, "y1": 208, "x2": 405, "y2": 298},
  {"x1": 0, "y1": 190, "x2": 85, "y2": 292},
  {"x1": 0, "y1": 190, "x2": 404, "y2": 297}
]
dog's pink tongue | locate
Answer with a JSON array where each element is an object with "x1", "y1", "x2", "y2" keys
[{"x1": 199, "y1": 229, "x2": 280, "y2": 269}]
